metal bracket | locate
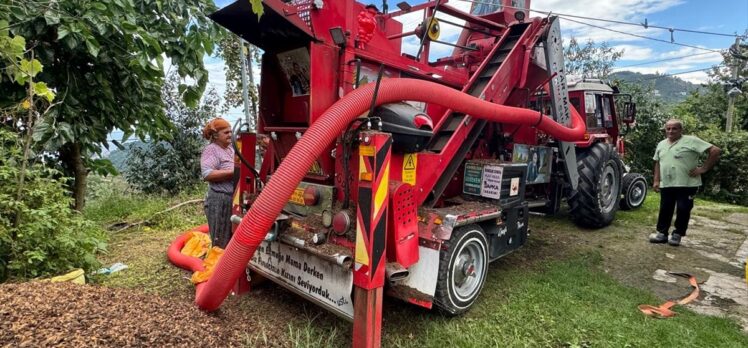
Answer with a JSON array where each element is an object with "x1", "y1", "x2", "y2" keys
[{"x1": 542, "y1": 16, "x2": 578, "y2": 191}]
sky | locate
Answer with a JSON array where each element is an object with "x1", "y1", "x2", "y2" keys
[
  {"x1": 105, "y1": 0, "x2": 746, "y2": 149},
  {"x1": 106, "y1": 0, "x2": 745, "y2": 150},
  {"x1": 203, "y1": 0, "x2": 747, "y2": 126}
]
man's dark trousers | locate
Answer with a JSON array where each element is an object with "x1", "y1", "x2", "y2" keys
[{"x1": 656, "y1": 186, "x2": 698, "y2": 236}]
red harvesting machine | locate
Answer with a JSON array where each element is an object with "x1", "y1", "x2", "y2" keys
[{"x1": 176, "y1": 1, "x2": 647, "y2": 346}]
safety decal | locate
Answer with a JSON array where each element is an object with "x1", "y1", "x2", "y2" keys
[{"x1": 402, "y1": 153, "x2": 417, "y2": 185}]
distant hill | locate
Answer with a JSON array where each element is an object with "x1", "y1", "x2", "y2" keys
[
  {"x1": 611, "y1": 71, "x2": 700, "y2": 104},
  {"x1": 107, "y1": 141, "x2": 147, "y2": 173}
]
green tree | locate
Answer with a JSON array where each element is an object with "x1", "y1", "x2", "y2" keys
[
  {"x1": 670, "y1": 47, "x2": 748, "y2": 204},
  {"x1": 1, "y1": 128, "x2": 107, "y2": 282},
  {"x1": 0, "y1": 0, "x2": 225, "y2": 210},
  {"x1": 673, "y1": 52, "x2": 747, "y2": 132},
  {"x1": 218, "y1": 35, "x2": 260, "y2": 123},
  {"x1": 125, "y1": 72, "x2": 219, "y2": 194},
  {"x1": 564, "y1": 38, "x2": 624, "y2": 78},
  {"x1": 614, "y1": 81, "x2": 669, "y2": 179},
  {"x1": 1, "y1": 23, "x2": 57, "y2": 228}
]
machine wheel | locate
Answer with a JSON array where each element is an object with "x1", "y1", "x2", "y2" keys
[
  {"x1": 568, "y1": 143, "x2": 623, "y2": 228},
  {"x1": 620, "y1": 173, "x2": 647, "y2": 210},
  {"x1": 434, "y1": 224, "x2": 489, "y2": 316}
]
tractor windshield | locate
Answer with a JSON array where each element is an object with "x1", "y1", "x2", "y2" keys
[
  {"x1": 471, "y1": 0, "x2": 502, "y2": 15},
  {"x1": 471, "y1": 0, "x2": 527, "y2": 15}
]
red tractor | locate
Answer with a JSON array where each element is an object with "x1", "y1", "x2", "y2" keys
[{"x1": 173, "y1": 0, "x2": 646, "y2": 346}]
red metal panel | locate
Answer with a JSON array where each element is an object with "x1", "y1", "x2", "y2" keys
[
  {"x1": 310, "y1": 43, "x2": 339, "y2": 123},
  {"x1": 414, "y1": 18, "x2": 547, "y2": 204},
  {"x1": 258, "y1": 53, "x2": 308, "y2": 127},
  {"x1": 387, "y1": 182, "x2": 419, "y2": 268},
  {"x1": 352, "y1": 287, "x2": 383, "y2": 348},
  {"x1": 262, "y1": 0, "x2": 317, "y2": 38},
  {"x1": 309, "y1": 43, "x2": 339, "y2": 179}
]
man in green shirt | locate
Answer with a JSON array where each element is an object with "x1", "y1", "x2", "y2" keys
[{"x1": 649, "y1": 119, "x2": 721, "y2": 246}]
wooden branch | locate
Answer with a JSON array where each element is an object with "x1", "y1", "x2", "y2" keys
[{"x1": 110, "y1": 198, "x2": 204, "y2": 233}]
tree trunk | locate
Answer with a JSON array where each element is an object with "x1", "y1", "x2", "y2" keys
[{"x1": 60, "y1": 142, "x2": 88, "y2": 211}]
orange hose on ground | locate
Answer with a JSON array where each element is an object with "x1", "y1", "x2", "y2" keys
[{"x1": 167, "y1": 224, "x2": 209, "y2": 272}]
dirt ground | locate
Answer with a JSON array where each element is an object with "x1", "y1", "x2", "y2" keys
[
  {"x1": 528, "y1": 206, "x2": 748, "y2": 331},
  {"x1": 1, "y1": 202, "x2": 745, "y2": 346}
]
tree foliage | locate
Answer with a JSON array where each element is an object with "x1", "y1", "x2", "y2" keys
[
  {"x1": 0, "y1": 0, "x2": 225, "y2": 210},
  {"x1": 620, "y1": 47, "x2": 748, "y2": 205},
  {"x1": 125, "y1": 73, "x2": 219, "y2": 194},
  {"x1": 616, "y1": 81, "x2": 669, "y2": 179},
  {"x1": 668, "y1": 52, "x2": 748, "y2": 204},
  {"x1": 564, "y1": 38, "x2": 624, "y2": 79},
  {"x1": 217, "y1": 35, "x2": 260, "y2": 124},
  {"x1": 673, "y1": 59, "x2": 747, "y2": 132},
  {"x1": 0, "y1": 128, "x2": 106, "y2": 282}
]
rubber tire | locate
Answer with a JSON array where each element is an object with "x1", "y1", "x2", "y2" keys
[
  {"x1": 434, "y1": 224, "x2": 489, "y2": 316},
  {"x1": 568, "y1": 143, "x2": 623, "y2": 228},
  {"x1": 620, "y1": 173, "x2": 647, "y2": 210}
]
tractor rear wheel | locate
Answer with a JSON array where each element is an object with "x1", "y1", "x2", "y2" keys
[
  {"x1": 568, "y1": 143, "x2": 623, "y2": 228},
  {"x1": 434, "y1": 224, "x2": 489, "y2": 316},
  {"x1": 620, "y1": 173, "x2": 647, "y2": 210}
]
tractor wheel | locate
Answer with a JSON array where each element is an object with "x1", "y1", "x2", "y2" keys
[
  {"x1": 434, "y1": 224, "x2": 489, "y2": 316},
  {"x1": 568, "y1": 143, "x2": 623, "y2": 228},
  {"x1": 620, "y1": 173, "x2": 648, "y2": 210}
]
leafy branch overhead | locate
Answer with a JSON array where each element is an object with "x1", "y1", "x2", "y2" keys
[
  {"x1": 0, "y1": 24, "x2": 55, "y2": 104},
  {"x1": 564, "y1": 38, "x2": 623, "y2": 79},
  {"x1": 249, "y1": 0, "x2": 264, "y2": 18},
  {"x1": 0, "y1": 0, "x2": 227, "y2": 210}
]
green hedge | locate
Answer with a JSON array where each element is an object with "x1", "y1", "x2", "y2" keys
[
  {"x1": 696, "y1": 128, "x2": 748, "y2": 205},
  {"x1": 0, "y1": 129, "x2": 107, "y2": 282},
  {"x1": 627, "y1": 124, "x2": 748, "y2": 206}
]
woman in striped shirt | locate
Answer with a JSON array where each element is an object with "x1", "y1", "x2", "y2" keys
[{"x1": 200, "y1": 118, "x2": 235, "y2": 248}]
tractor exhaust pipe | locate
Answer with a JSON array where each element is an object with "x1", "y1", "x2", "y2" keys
[
  {"x1": 278, "y1": 233, "x2": 353, "y2": 269},
  {"x1": 385, "y1": 262, "x2": 410, "y2": 285}
]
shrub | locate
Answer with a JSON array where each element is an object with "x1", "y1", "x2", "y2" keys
[
  {"x1": 124, "y1": 73, "x2": 217, "y2": 194},
  {"x1": 0, "y1": 129, "x2": 107, "y2": 282},
  {"x1": 695, "y1": 128, "x2": 748, "y2": 205}
]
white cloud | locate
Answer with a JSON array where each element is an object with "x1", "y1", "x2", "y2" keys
[
  {"x1": 677, "y1": 71, "x2": 713, "y2": 84},
  {"x1": 612, "y1": 64, "x2": 719, "y2": 85},
  {"x1": 618, "y1": 66, "x2": 670, "y2": 74},
  {"x1": 613, "y1": 44, "x2": 654, "y2": 61},
  {"x1": 529, "y1": 0, "x2": 684, "y2": 43},
  {"x1": 612, "y1": 46, "x2": 724, "y2": 79},
  {"x1": 394, "y1": 1, "x2": 472, "y2": 59}
]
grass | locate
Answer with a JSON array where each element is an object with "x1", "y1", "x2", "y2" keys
[
  {"x1": 614, "y1": 190, "x2": 661, "y2": 228},
  {"x1": 286, "y1": 311, "x2": 343, "y2": 348},
  {"x1": 381, "y1": 253, "x2": 747, "y2": 348},
  {"x1": 82, "y1": 177, "x2": 748, "y2": 347},
  {"x1": 85, "y1": 176, "x2": 206, "y2": 295}
]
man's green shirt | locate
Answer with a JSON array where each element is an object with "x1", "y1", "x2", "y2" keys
[{"x1": 653, "y1": 135, "x2": 713, "y2": 188}]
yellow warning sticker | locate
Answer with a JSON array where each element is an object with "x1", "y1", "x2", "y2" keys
[
  {"x1": 308, "y1": 161, "x2": 323, "y2": 175},
  {"x1": 402, "y1": 153, "x2": 417, "y2": 185},
  {"x1": 355, "y1": 222, "x2": 369, "y2": 266},
  {"x1": 360, "y1": 145, "x2": 375, "y2": 157},
  {"x1": 289, "y1": 188, "x2": 306, "y2": 205}
]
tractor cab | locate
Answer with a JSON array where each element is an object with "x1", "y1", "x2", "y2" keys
[
  {"x1": 530, "y1": 78, "x2": 636, "y2": 150},
  {"x1": 471, "y1": 0, "x2": 530, "y2": 24}
]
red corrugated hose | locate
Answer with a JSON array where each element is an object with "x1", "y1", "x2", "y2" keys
[
  {"x1": 192, "y1": 78, "x2": 586, "y2": 310},
  {"x1": 167, "y1": 224, "x2": 209, "y2": 272}
]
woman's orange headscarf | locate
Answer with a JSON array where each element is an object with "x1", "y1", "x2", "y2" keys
[{"x1": 202, "y1": 118, "x2": 231, "y2": 140}]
